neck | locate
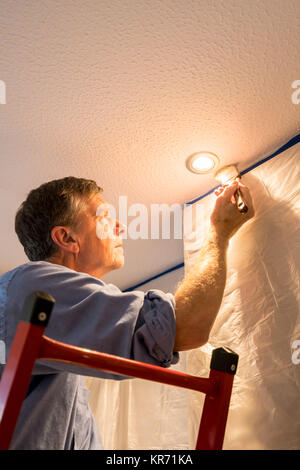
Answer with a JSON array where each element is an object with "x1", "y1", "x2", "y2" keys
[{"x1": 46, "y1": 252, "x2": 110, "y2": 280}]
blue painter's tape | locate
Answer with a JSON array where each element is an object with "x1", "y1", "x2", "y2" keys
[{"x1": 123, "y1": 262, "x2": 184, "y2": 292}]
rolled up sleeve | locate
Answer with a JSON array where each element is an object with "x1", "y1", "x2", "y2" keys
[{"x1": 133, "y1": 290, "x2": 179, "y2": 367}]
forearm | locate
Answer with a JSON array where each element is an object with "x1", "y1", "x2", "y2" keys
[{"x1": 173, "y1": 225, "x2": 229, "y2": 351}]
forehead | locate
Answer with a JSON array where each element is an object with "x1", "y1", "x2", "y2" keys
[{"x1": 87, "y1": 193, "x2": 109, "y2": 215}]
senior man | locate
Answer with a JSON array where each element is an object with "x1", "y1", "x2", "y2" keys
[{"x1": 0, "y1": 176, "x2": 254, "y2": 449}]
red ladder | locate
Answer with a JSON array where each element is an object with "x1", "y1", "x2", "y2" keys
[{"x1": 0, "y1": 291, "x2": 238, "y2": 450}]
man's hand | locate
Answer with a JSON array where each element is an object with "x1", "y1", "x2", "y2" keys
[{"x1": 210, "y1": 180, "x2": 255, "y2": 240}]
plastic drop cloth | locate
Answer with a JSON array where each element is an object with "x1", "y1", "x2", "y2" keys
[{"x1": 184, "y1": 143, "x2": 300, "y2": 449}]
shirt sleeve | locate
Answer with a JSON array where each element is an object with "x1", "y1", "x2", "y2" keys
[{"x1": 6, "y1": 262, "x2": 179, "y2": 379}]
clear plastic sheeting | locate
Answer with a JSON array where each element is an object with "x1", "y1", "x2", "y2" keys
[
  {"x1": 184, "y1": 143, "x2": 300, "y2": 449},
  {"x1": 85, "y1": 358, "x2": 189, "y2": 450}
]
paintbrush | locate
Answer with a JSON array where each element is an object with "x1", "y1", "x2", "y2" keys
[{"x1": 214, "y1": 164, "x2": 248, "y2": 213}]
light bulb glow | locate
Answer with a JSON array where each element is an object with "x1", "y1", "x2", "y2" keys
[
  {"x1": 186, "y1": 152, "x2": 219, "y2": 174},
  {"x1": 192, "y1": 156, "x2": 215, "y2": 171}
]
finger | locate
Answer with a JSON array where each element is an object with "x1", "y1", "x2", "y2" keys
[
  {"x1": 214, "y1": 186, "x2": 223, "y2": 196},
  {"x1": 219, "y1": 180, "x2": 239, "y2": 199}
]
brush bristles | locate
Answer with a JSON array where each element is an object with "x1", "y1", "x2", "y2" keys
[{"x1": 215, "y1": 165, "x2": 240, "y2": 185}]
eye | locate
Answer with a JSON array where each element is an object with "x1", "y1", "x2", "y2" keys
[{"x1": 96, "y1": 211, "x2": 109, "y2": 220}]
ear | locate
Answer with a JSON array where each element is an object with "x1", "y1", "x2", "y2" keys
[{"x1": 50, "y1": 226, "x2": 80, "y2": 254}]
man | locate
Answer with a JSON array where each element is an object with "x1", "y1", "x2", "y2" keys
[{"x1": 0, "y1": 176, "x2": 254, "y2": 449}]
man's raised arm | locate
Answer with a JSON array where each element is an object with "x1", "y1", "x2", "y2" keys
[{"x1": 174, "y1": 180, "x2": 255, "y2": 352}]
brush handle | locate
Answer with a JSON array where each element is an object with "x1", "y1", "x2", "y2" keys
[{"x1": 234, "y1": 188, "x2": 248, "y2": 213}]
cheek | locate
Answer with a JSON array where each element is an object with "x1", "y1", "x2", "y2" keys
[
  {"x1": 96, "y1": 218, "x2": 114, "y2": 240},
  {"x1": 94, "y1": 224, "x2": 114, "y2": 259}
]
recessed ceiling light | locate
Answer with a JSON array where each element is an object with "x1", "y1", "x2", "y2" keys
[{"x1": 186, "y1": 152, "x2": 219, "y2": 174}]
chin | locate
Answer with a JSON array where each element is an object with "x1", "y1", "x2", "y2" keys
[{"x1": 113, "y1": 257, "x2": 125, "y2": 270}]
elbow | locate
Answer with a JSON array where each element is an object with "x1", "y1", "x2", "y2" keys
[
  {"x1": 174, "y1": 331, "x2": 209, "y2": 352},
  {"x1": 199, "y1": 333, "x2": 209, "y2": 347},
  {"x1": 190, "y1": 326, "x2": 211, "y2": 350},
  {"x1": 193, "y1": 333, "x2": 209, "y2": 349}
]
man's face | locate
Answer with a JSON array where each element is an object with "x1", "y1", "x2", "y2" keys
[{"x1": 74, "y1": 193, "x2": 125, "y2": 277}]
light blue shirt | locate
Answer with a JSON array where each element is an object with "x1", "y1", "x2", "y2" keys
[{"x1": 0, "y1": 261, "x2": 179, "y2": 450}]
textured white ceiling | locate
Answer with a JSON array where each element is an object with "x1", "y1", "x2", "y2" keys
[{"x1": 0, "y1": 0, "x2": 300, "y2": 289}]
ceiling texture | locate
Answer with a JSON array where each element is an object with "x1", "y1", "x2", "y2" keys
[{"x1": 1, "y1": 0, "x2": 300, "y2": 290}]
